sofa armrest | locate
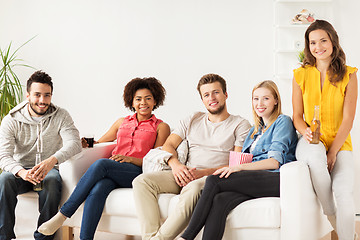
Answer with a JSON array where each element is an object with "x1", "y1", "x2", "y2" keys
[
  {"x1": 280, "y1": 161, "x2": 331, "y2": 240},
  {"x1": 59, "y1": 142, "x2": 117, "y2": 204}
]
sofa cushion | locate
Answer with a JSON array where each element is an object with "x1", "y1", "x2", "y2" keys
[
  {"x1": 227, "y1": 197, "x2": 280, "y2": 229},
  {"x1": 102, "y1": 189, "x2": 280, "y2": 229},
  {"x1": 102, "y1": 188, "x2": 176, "y2": 219},
  {"x1": 168, "y1": 195, "x2": 280, "y2": 229}
]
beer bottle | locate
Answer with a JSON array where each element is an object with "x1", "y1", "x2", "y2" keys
[
  {"x1": 33, "y1": 153, "x2": 44, "y2": 191},
  {"x1": 310, "y1": 105, "x2": 321, "y2": 144}
]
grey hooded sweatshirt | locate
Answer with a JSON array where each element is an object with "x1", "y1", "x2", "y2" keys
[{"x1": 0, "y1": 101, "x2": 82, "y2": 175}]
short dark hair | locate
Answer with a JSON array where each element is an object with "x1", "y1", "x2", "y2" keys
[
  {"x1": 27, "y1": 70, "x2": 53, "y2": 93},
  {"x1": 197, "y1": 73, "x2": 227, "y2": 97},
  {"x1": 123, "y1": 77, "x2": 166, "y2": 111}
]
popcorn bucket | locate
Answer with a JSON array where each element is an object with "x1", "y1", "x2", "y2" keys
[{"x1": 229, "y1": 151, "x2": 253, "y2": 167}]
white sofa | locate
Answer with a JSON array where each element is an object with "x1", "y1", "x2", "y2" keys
[
  {"x1": 59, "y1": 142, "x2": 333, "y2": 240},
  {"x1": 15, "y1": 141, "x2": 333, "y2": 240}
]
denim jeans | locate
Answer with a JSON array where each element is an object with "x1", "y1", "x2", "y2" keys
[
  {"x1": 0, "y1": 168, "x2": 62, "y2": 240},
  {"x1": 60, "y1": 158, "x2": 142, "y2": 240}
]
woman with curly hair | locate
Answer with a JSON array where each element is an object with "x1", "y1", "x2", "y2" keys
[{"x1": 38, "y1": 77, "x2": 170, "y2": 240}]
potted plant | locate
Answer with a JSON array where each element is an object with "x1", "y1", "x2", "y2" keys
[
  {"x1": 297, "y1": 49, "x2": 305, "y2": 64},
  {"x1": 0, "y1": 38, "x2": 35, "y2": 122}
]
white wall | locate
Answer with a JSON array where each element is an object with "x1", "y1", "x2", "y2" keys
[
  {"x1": 0, "y1": 0, "x2": 274, "y2": 137},
  {"x1": 1, "y1": 0, "x2": 360, "y2": 210}
]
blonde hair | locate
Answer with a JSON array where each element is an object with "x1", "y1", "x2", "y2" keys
[{"x1": 251, "y1": 80, "x2": 282, "y2": 139}]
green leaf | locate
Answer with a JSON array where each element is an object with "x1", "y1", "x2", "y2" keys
[{"x1": 0, "y1": 36, "x2": 36, "y2": 122}]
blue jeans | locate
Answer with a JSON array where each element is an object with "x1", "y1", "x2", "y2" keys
[
  {"x1": 60, "y1": 158, "x2": 142, "y2": 240},
  {"x1": 0, "y1": 168, "x2": 62, "y2": 240}
]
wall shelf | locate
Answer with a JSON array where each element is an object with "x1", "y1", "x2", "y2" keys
[{"x1": 273, "y1": 0, "x2": 333, "y2": 81}]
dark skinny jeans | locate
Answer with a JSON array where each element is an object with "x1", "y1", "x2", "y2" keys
[{"x1": 181, "y1": 170, "x2": 280, "y2": 240}]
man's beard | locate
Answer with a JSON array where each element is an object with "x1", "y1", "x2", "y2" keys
[
  {"x1": 29, "y1": 102, "x2": 49, "y2": 116},
  {"x1": 207, "y1": 103, "x2": 226, "y2": 115}
]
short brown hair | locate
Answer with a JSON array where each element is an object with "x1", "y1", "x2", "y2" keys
[
  {"x1": 197, "y1": 73, "x2": 227, "y2": 97},
  {"x1": 27, "y1": 70, "x2": 53, "y2": 93},
  {"x1": 123, "y1": 77, "x2": 166, "y2": 111}
]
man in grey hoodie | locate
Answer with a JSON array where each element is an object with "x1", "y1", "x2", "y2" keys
[{"x1": 0, "y1": 70, "x2": 82, "y2": 240}]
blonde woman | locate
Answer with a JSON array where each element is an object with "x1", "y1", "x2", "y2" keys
[
  {"x1": 179, "y1": 80, "x2": 298, "y2": 240},
  {"x1": 292, "y1": 20, "x2": 358, "y2": 240}
]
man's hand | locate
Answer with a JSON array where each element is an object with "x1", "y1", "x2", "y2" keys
[
  {"x1": 188, "y1": 168, "x2": 208, "y2": 180},
  {"x1": 169, "y1": 159, "x2": 194, "y2": 187},
  {"x1": 16, "y1": 169, "x2": 39, "y2": 185},
  {"x1": 30, "y1": 156, "x2": 58, "y2": 181}
]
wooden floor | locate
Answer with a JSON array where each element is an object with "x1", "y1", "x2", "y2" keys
[
  {"x1": 15, "y1": 219, "x2": 359, "y2": 240},
  {"x1": 320, "y1": 221, "x2": 360, "y2": 240}
]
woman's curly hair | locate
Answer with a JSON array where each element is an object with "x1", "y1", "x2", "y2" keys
[{"x1": 123, "y1": 77, "x2": 166, "y2": 112}]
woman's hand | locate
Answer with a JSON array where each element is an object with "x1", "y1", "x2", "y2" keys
[
  {"x1": 327, "y1": 151, "x2": 337, "y2": 173},
  {"x1": 303, "y1": 127, "x2": 313, "y2": 143},
  {"x1": 81, "y1": 137, "x2": 98, "y2": 148},
  {"x1": 213, "y1": 165, "x2": 241, "y2": 178},
  {"x1": 109, "y1": 154, "x2": 133, "y2": 163}
]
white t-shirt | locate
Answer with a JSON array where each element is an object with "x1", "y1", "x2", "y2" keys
[
  {"x1": 172, "y1": 112, "x2": 251, "y2": 169},
  {"x1": 250, "y1": 132, "x2": 263, "y2": 153}
]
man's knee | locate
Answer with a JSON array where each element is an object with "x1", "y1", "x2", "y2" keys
[
  {"x1": 133, "y1": 172, "x2": 163, "y2": 190},
  {"x1": 133, "y1": 173, "x2": 148, "y2": 189},
  {"x1": 0, "y1": 172, "x2": 17, "y2": 191},
  {"x1": 44, "y1": 169, "x2": 61, "y2": 185},
  {"x1": 43, "y1": 170, "x2": 62, "y2": 197},
  {"x1": 181, "y1": 177, "x2": 206, "y2": 199}
]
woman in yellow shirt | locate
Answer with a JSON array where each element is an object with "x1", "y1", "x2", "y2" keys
[{"x1": 292, "y1": 20, "x2": 358, "y2": 240}]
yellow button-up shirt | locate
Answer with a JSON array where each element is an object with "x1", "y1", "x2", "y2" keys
[{"x1": 294, "y1": 65, "x2": 357, "y2": 151}]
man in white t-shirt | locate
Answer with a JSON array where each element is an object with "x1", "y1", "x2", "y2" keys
[{"x1": 133, "y1": 73, "x2": 251, "y2": 240}]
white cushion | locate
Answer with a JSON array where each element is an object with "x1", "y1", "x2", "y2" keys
[
  {"x1": 168, "y1": 195, "x2": 280, "y2": 229},
  {"x1": 227, "y1": 197, "x2": 280, "y2": 229},
  {"x1": 102, "y1": 188, "x2": 176, "y2": 219}
]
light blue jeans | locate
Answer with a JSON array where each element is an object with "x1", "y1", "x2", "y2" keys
[
  {"x1": 60, "y1": 158, "x2": 142, "y2": 240},
  {"x1": 0, "y1": 168, "x2": 62, "y2": 240},
  {"x1": 296, "y1": 137, "x2": 355, "y2": 240}
]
